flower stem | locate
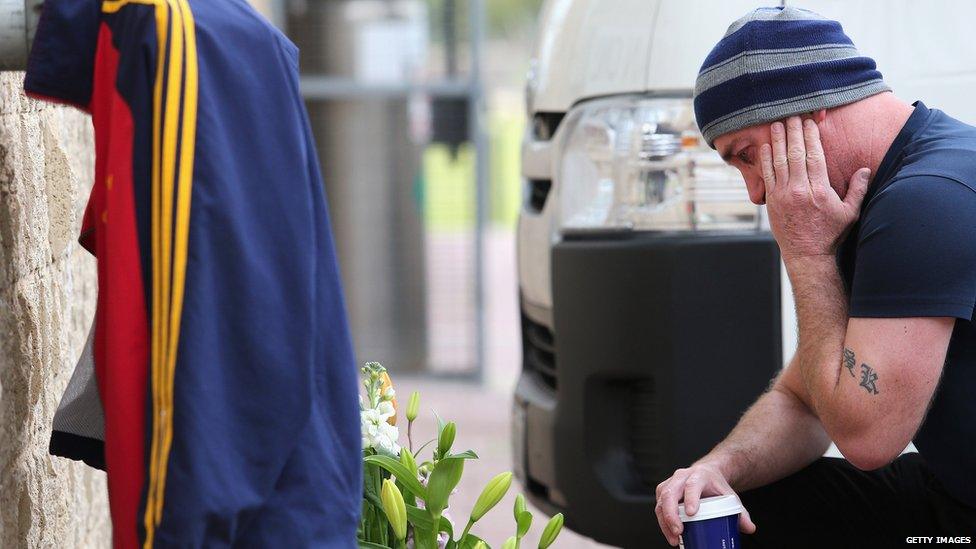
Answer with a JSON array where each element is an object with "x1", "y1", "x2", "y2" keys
[{"x1": 458, "y1": 519, "x2": 474, "y2": 545}]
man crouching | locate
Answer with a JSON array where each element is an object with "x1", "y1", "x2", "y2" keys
[{"x1": 655, "y1": 6, "x2": 976, "y2": 547}]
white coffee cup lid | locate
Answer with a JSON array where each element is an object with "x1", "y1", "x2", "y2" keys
[{"x1": 677, "y1": 494, "x2": 744, "y2": 523}]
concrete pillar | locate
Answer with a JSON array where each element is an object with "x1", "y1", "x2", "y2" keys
[{"x1": 0, "y1": 73, "x2": 110, "y2": 547}]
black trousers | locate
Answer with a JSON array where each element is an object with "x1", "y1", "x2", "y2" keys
[{"x1": 739, "y1": 454, "x2": 976, "y2": 548}]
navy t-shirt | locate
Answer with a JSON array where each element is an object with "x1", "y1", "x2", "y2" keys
[{"x1": 837, "y1": 101, "x2": 976, "y2": 508}]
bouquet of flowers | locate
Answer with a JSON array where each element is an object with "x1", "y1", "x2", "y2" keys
[{"x1": 358, "y1": 362, "x2": 564, "y2": 549}]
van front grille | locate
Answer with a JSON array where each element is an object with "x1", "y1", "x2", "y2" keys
[
  {"x1": 522, "y1": 314, "x2": 556, "y2": 390},
  {"x1": 528, "y1": 179, "x2": 552, "y2": 212},
  {"x1": 629, "y1": 378, "x2": 665, "y2": 487}
]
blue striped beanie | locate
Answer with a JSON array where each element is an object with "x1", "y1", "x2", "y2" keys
[{"x1": 693, "y1": 6, "x2": 890, "y2": 148}]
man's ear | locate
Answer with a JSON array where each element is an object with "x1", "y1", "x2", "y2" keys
[{"x1": 800, "y1": 110, "x2": 828, "y2": 124}]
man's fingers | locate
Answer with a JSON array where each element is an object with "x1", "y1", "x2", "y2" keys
[
  {"x1": 739, "y1": 506, "x2": 758, "y2": 534},
  {"x1": 844, "y1": 168, "x2": 872, "y2": 212},
  {"x1": 682, "y1": 473, "x2": 705, "y2": 517},
  {"x1": 654, "y1": 498, "x2": 679, "y2": 546},
  {"x1": 656, "y1": 476, "x2": 687, "y2": 546},
  {"x1": 654, "y1": 498, "x2": 677, "y2": 546},
  {"x1": 654, "y1": 483, "x2": 678, "y2": 547},
  {"x1": 785, "y1": 116, "x2": 808, "y2": 182},
  {"x1": 770, "y1": 121, "x2": 789, "y2": 185},
  {"x1": 760, "y1": 143, "x2": 775, "y2": 198},
  {"x1": 802, "y1": 119, "x2": 829, "y2": 188}
]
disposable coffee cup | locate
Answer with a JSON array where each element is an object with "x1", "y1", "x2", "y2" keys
[{"x1": 677, "y1": 494, "x2": 743, "y2": 549}]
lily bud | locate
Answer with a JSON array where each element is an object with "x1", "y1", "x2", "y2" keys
[
  {"x1": 406, "y1": 391, "x2": 420, "y2": 422},
  {"x1": 538, "y1": 513, "x2": 564, "y2": 549},
  {"x1": 438, "y1": 421, "x2": 456, "y2": 457},
  {"x1": 400, "y1": 447, "x2": 418, "y2": 475},
  {"x1": 380, "y1": 479, "x2": 407, "y2": 541},
  {"x1": 470, "y1": 472, "x2": 513, "y2": 522},
  {"x1": 514, "y1": 493, "x2": 532, "y2": 538},
  {"x1": 501, "y1": 537, "x2": 517, "y2": 549},
  {"x1": 514, "y1": 493, "x2": 527, "y2": 518}
]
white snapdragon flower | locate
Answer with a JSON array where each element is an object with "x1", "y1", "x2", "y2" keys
[
  {"x1": 373, "y1": 422, "x2": 401, "y2": 456},
  {"x1": 377, "y1": 400, "x2": 395, "y2": 420},
  {"x1": 361, "y1": 405, "x2": 401, "y2": 456}
]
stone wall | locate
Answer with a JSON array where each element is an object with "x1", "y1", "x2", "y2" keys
[{"x1": 0, "y1": 73, "x2": 110, "y2": 548}]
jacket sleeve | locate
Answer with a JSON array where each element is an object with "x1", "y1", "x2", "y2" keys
[{"x1": 24, "y1": 0, "x2": 101, "y2": 111}]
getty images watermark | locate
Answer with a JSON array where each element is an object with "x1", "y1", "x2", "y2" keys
[{"x1": 905, "y1": 537, "x2": 972, "y2": 544}]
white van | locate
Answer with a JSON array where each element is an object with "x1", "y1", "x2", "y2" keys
[{"x1": 512, "y1": 1, "x2": 976, "y2": 546}]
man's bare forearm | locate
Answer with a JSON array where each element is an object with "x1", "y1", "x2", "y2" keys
[
  {"x1": 786, "y1": 255, "x2": 850, "y2": 419},
  {"x1": 693, "y1": 362, "x2": 831, "y2": 492},
  {"x1": 688, "y1": 258, "x2": 848, "y2": 493}
]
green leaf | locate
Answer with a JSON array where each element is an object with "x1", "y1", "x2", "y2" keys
[
  {"x1": 502, "y1": 537, "x2": 517, "y2": 549},
  {"x1": 367, "y1": 504, "x2": 387, "y2": 544},
  {"x1": 516, "y1": 510, "x2": 533, "y2": 538},
  {"x1": 364, "y1": 491, "x2": 383, "y2": 510},
  {"x1": 425, "y1": 457, "x2": 465, "y2": 516},
  {"x1": 363, "y1": 462, "x2": 381, "y2": 499},
  {"x1": 439, "y1": 517, "x2": 454, "y2": 538},
  {"x1": 358, "y1": 541, "x2": 389, "y2": 549},
  {"x1": 414, "y1": 438, "x2": 438, "y2": 457},
  {"x1": 405, "y1": 504, "x2": 433, "y2": 531},
  {"x1": 446, "y1": 449, "x2": 479, "y2": 460},
  {"x1": 405, "y1": 504, "x2": 454, "y2": 537},
  {"x1": 458, "y1": 534, "x2": 490, "y2": 549},
  {"x1": 364, "y1": 455, "x2": 427, "y2": 500},
  {"x1": 434, "y1": 411, "x2": 447, "y2": 434},
  {"x1": 413, "y1": 526, "x2": 439, "y2": 549},
  {"x1": 398, "y1": 449, "x2": 420, "y2": 507}
]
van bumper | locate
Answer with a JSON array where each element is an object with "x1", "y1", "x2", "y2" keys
[{"x1": 513, "y1": 232, "x2": 782, "y2": 548}]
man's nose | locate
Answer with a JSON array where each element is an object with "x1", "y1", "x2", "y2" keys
[{"x1": 745, "y1": 176, "x2": 766, "y2": 205}]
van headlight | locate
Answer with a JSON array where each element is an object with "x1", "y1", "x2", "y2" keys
[{"x1": 554, "y1": 96, "x2": 766, "y2": 234}]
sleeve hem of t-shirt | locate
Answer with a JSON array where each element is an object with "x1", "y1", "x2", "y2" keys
[
  {"x1": 23, "y1": 79, "x2": 92, "y2": 113},
  {"x1": 850, "y1": 298, "x2": 973, "y2": 320}
]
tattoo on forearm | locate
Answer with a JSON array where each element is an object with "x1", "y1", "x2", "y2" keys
[
  {"x1": 843, "y1": 348, "x2": 856, "y2": 377},
  {"x1": 840, "y1": 348, "x2": 880, "y2": 395},
  {"x1": 858, "y1": 364, "x2": 880, "y2": 395}
]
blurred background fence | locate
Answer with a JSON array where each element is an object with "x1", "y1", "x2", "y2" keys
[{"x1": 247, "y1": 0, "x2": 540, "y2": 381}]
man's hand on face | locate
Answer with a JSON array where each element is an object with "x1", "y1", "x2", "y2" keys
[{"x1": 760, "y1": 116, "x2": 872, "y2": 261}]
